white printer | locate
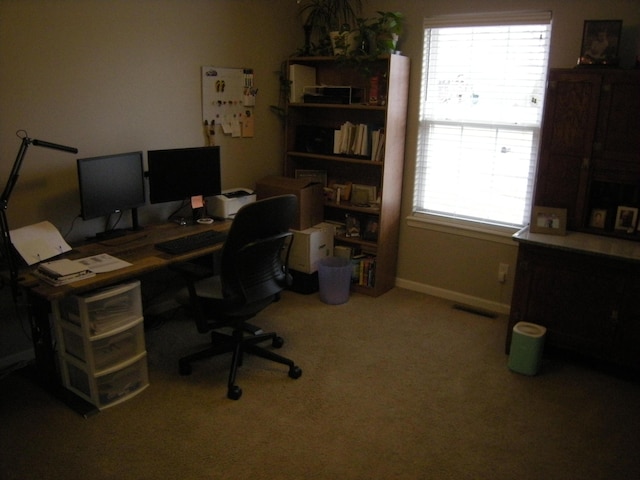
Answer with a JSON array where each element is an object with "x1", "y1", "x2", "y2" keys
[{"x1": 210, "y1": 188, "x2": 256, "y2": 219}]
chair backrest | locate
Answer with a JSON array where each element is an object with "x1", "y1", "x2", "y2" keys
[{"x1": 219, "y1": 194, "x2": 297, "y2": 306}]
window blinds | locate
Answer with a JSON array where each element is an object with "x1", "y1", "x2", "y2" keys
[{"x1": 414, "y1": 11, "x2": 552, "y2": 227}]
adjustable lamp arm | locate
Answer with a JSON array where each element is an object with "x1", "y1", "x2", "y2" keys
[{"x1": 1, "y1": 131, "x2": 78, "y2": 301}]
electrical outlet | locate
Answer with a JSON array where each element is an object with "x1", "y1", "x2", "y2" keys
[{"x1": 498, "y1": 263, "x2": 509, "y2": 283}]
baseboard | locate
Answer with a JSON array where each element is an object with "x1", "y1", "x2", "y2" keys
[{"x1": 395, "y1": 278, "x2": 511, "y2": 316}]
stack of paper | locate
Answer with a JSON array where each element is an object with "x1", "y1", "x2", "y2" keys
[{"x1": 34, "y1": 259, "x2": 95, "y2": 286}]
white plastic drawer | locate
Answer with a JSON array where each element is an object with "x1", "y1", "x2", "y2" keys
[
  {"x1": 64, "y1": 353, "x2": 149, "y2": 409},
  {"x1": 61, "y1": 319, "x2": 145, "y2": 373},
  {"x1": 58, "y1": 281, "x2": 143, "y2": 336}
]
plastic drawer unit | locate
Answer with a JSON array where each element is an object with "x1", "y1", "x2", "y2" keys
[{"x1": 52, "y1": 281, "x2": 149, "y2": 410}]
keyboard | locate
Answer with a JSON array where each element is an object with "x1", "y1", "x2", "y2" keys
[{"x1": 154, "y1": 230, "x2": 227, "y2": 254}]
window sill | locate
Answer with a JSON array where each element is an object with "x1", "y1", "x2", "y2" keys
[{"x1": 406, "y1": 214, "x2": 520, "y2": 246}]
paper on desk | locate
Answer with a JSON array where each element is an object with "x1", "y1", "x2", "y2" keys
[
  {"x1": 9, "y1": 221, "x2": 72, "y2": 265},
  {"x1": 76, "y1": 253, "x2": 132, "y2": 273}
]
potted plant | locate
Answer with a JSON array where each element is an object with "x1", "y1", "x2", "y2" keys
[
  {"x1": 297, "y1": 0, "x2": 363, "y2": 55},
  {"x1": 371, "y1": 11, "x2": 404, "y2": 54}
]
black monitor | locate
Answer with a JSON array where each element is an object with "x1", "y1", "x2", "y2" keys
[
  {"x1": 147, "y1": 146, "x2": 222, "y2": 204},
  {"x1": 77, "y1": 151, "x2": 146, "y2": 234}
]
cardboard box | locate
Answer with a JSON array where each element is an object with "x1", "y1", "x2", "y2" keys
[
  {"x1": 210, "y1": 188, "x2": 256, "y2": 219},
  {"x1": 255, "y1": 175, "x2": 324, "y2": 230},
  {"x1": 286, "y1": 224, "x2": 334, "y2": 274}
]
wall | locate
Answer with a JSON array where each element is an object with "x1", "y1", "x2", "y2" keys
[
  {"x1": 368, "y1": 0, "x2": 640, "y2": 313},
  {"x1": 0, "y1": 0, "x2": 298, "y2": 241},
  {"x1": 0, "y1": 0, "x2": 299, "y2": 365}
]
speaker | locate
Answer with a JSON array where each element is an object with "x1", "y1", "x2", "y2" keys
[{"x1": 295, "y1": 125, "x2": 334, "y2": 155}]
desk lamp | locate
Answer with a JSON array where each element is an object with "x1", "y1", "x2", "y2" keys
[{"x1": 1, "y1": 130, "x2": 78, "y2": 301}]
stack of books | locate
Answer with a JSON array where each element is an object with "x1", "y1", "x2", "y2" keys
[
  {"x1": 333, "y1": 122, "x2": 384, "y2": 159},
  {"x1": 34, "y1": 258, "x2": 95, "y2": 286}
]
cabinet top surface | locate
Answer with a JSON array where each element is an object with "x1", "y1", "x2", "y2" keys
[{"x1": 514, "y1": 227, "x2": 640, "y2": 262}]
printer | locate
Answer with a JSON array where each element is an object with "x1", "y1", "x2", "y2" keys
[{"x1": 210, "y1": 188, "x2": 256, "y2": 219}]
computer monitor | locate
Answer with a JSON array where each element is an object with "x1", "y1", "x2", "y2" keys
[
  {"x1": 77, "y1": 151, "x2": 146, "y2": 234},
  {"x1": 147, "y1": 146, "x2": 222, "y2": 204}
]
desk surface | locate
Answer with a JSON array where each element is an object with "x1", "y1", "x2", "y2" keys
[{"x1": 20, "y1": 220, "x2": 232, "y2": 301}]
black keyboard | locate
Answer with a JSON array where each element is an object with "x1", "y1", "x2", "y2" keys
[{"x1": 155, "y1": 230, "x2": 227, "y2": 254}]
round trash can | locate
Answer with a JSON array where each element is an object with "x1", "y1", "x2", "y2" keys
[
  {"x1": 317, "y1": 256, "x2": 352, "y2": 305},
  {"x1": 508, "y1": 321, "x2": 547, "y2": 375}
]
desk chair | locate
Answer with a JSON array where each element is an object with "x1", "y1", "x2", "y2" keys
[{"x1": 175, "y1": 194, "x2": 302, "y2": 400}]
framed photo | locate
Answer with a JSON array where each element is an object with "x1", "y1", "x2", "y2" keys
[
  {"x1": 530, "y1": 206, "x2": 567, "y2": 235},
  {"x1": 578, "y1": 20, "x2": 622, "y2": 66},
  {"x1": 362, "y1": 216, "x2": 379, "y2": 241},
  {"x1": 351, "y1": 184, "x2": 377, "y2": 206},
  {"x1": 589, "y1": 209, "x2": 607, "y2": 229},
  {"x1": 614, "y1": 206, "x2": 638, "y2": 231},
  {"x1": 295, "y1": 169, "x2": 327, "y2": 187}
]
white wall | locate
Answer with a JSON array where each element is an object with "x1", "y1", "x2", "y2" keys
[{"x1": 0, "y1": 0, "x2": 299, "y2": 241}]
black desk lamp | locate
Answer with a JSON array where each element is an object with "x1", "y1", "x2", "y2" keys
[{"x1": 1, "y1": 130, "x2": 78, "y2": 300}]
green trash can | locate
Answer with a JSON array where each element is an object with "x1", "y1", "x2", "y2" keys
[{"x1": 508, "y1": 322, "x2": 547, "y2": 375}]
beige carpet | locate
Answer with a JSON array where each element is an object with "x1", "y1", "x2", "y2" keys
[{"x1": 1, "y1": 287, "x2": 640, "y2": 479}]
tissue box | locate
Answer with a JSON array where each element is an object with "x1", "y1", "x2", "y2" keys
[{"x1": 210, "y1": 188, "x2": 256, "y2": 219}]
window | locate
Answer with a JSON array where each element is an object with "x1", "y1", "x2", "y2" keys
[{"x1": 414, "y1": 11, "x2": 552, "y2": 229}]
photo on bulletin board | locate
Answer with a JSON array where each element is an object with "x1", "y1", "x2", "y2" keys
[{"x1": 530, "y1": 206, "x2": 567, "y2": 235}]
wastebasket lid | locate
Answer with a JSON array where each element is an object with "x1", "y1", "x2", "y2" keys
[{"x1": 513, "y1": 321, "x2": 547, "y2": 337}]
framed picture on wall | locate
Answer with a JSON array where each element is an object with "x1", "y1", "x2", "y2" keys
[
  {"x1": 578, "y1": 20, "x2": 622, "y2": 66},
  {"x1": 530, "y1": 206, "x2": 567, "y2": 235}
]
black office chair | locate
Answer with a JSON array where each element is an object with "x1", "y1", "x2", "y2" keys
[{"x1": 175, "y1": 194, "x2": 302, "y2": 400}]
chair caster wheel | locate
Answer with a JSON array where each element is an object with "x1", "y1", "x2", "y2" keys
[
  {"x1": 227, "y1": 385, "x2": 242, "y2": 400},
  {"x1": 289, "y1": 366, "x2": 302, "y2": 379},
  {"x1": 179, "y1": 361, "x2": 192, "y2": 376},
  {"x1": 273, "y1": 336, "x2": 284, "y2": 348}
]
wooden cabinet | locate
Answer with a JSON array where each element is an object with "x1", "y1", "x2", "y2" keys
[
  {"x1": 534, "y1": 68, "x2": 640, "y2": 236},
  {"x1": 509, "y1": 68, "x2": 640, "y2": 371},
  {"x1": 284, "y1": 54, "x2": 409, "y2": 296}
]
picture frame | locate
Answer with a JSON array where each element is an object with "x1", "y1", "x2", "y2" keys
[
  {"x1": 530, "y1": 206, "x2": 567, "y2": 235},
  {"x1": 614, "y1": 206, "x2": 638, "y2": 231},
  {"x1": 295, "y1": 169, "x2": 327, "y2": 187},
  {"x1": 362, "y1": 216, "x2": 379, "y2": 242},
  {"x1": 589, "y1": 208, "x2": 607, "y2": 229},
  {"x1": 578, "y1": 20, "x2": 622, "y2": 66},
  {"x1": 351, "y1": 184, "x2": 377, "y2": 206}
]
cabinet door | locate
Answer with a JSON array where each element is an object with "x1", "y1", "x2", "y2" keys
[
  {"x1": 591, "y1": 71, "x2": 640, "y2": 181},
  {"x1": 613, "y1": 276, "x2": 640, "y2": 369},
  {"x1": 534, "y1": 71, "x2": 601, "y2": 229},
  {"x1": 510, "y1": 245, "x2": 622, "y2": 358}
]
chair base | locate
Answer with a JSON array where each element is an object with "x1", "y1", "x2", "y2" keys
[{"x1": 179, "y1": 328, "x2": 302, "y2": 400}]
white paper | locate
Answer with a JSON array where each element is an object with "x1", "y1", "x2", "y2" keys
[
  {"x1": 76, "y1": 253, "x2": 132, "y2": 273},
  {"x1": 9, "y1": 221, "x2": 72, "y2": 265}
]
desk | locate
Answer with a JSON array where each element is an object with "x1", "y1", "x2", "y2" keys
[{"x1": 19, "y1": 221, "x2": 231, "y2": 413}]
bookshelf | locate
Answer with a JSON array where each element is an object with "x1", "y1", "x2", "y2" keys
[{"x1": 284, "y1": 54, "x2": 409, "y2": 296}]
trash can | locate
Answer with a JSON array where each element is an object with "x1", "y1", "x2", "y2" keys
[
  {"x1": 317, "y1": 256, "x2": 352, "y2": 305},
  {"x1": 508, "y1": 321, "x2": 547, "y2": 375}
]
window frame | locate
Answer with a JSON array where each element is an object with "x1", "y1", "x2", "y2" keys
[{"x1": 410, "y1": 11, "x2": 553, "y2": 237}]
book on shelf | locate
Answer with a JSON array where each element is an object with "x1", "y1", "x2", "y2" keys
[{"x1": 333, "y1": 122, "x2": 383, "y2": 158}]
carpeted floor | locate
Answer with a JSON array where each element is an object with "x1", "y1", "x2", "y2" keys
[{"x1": 1, "y1": 287, "x2": 640, "y2": 479}]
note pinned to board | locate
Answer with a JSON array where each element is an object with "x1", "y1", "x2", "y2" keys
[
  {"x1": 191, "y1": 195, "x2": 205, "y2": 209},
  {"x1": 9, "y1": 221, "x2": 72, "y2": 265}
]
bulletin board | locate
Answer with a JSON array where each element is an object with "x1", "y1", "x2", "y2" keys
[{"x1": 202, "y1": 66, "x2": 256, "y2": 138}]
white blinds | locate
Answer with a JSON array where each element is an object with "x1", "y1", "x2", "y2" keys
[{"x1": 414, "y1": 12, "x2": 552, "y2": 227}]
